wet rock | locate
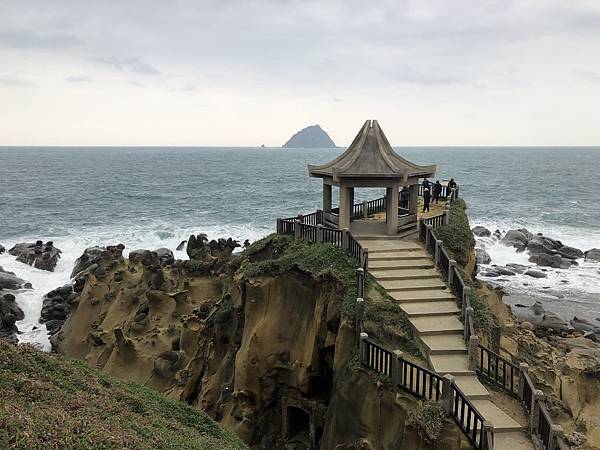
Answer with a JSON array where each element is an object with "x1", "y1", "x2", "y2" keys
[
  {"x1": 8, "y1": 241, "x2": 61, "y2": 272},
  {"x1": 571, "y1": 317, "x2": 600, "y2": 335},
  {"x1": 0, "y1": 293, "x2": 25, "y2": 343},
  {"x1": 501, "y1": 229, "x2": 530, "y2": 252},
  {"x1": 506, "y1": 263, "x2": 528, "y2": 274},
  {"x1": 585, "y1": 248, "x2": 600, "y2": 262},
  {"x1": 40, "y1": 284, "x2": 77, "y2": 336},
  {"x1": 187, "y1": 234, "x2": 240, "y2": 261},
  {"x1": 472, "y1": 226, "x2": 491, "y2": 237},
  {"x1": 557, "y1": 245, "x2": 584, "y2": 260},
  {"x1": 129, "y1": 249, "x2": 157, "y2": 266},
  {"x1": 176, "y1": 240, "x2": 187, "y2": 251},
  {"x1": 527, "y1": 235, "x2": 562, "y2": 255},
  {"x1": 71, "y1": 246, "x2": 112, "y2": 278},
  {"x1": 0, "y1": 244, "x2": 5, "y2": 254},
  {"x1": 475, "y1": 248, "x2": 491, "y2": 265},
  {"x1": 0, "y1": 266, "x2": 32, "y2": 290},
  {"x1": 154, "y1": 248, "x2": 174, "y2": 267},
  {"x1": 524, "y1": 269, "x2": 548, "y2": 279},
  {"x1": 512, "y1": 301, "x2": 570, "y2": 332},
  {"x1": 529, "y1": 253, "x2": 563, "y2": 269}
]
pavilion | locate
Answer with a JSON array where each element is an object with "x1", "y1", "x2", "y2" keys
[{"x1": 308, "y1": 120, "x2": 436, "y2": 236}]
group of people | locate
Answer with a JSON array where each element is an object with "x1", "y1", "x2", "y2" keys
[{"x1": 421, "y1": 178, "x2": 456, "y2": 212}]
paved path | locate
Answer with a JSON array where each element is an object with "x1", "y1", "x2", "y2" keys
[{"x1": 359, "y1": 237, "x2": 534, "y2": 450}]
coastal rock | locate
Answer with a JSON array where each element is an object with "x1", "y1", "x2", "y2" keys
[
  {"x1": 0, "y1": 293, "x2": 25, "y2": 343},
  {"x1": 186, "y1": 235, "x2": 240, "y2": 261},
  {"x1": 475, "y1": 248, "x2": 491, "y2": 265},
  {"x1": 501, "y1": 229, "x2": 530, "y2": 252},
  {"x1": 557, "y1": 245, "x2": 584, "y2": 260},
  {"x1": 585, "y1": 248, "x2": 600, "y2": 262},
  {"x1": 529, "y1": 253, "x2": 563, "y2": 269},
  {"x1": 472, "y1": 226, "x2": 491, "y2": 237},
  {"x1": 512, "y1": 301, "x2": 570, "y2": 332},
  {"x1": 524, "y1": 269, "x2": 547, "y2": 278},
  {"x1": 40, "y1": 284, "x2": 77, "y2": 335},
  {"x1": 176, "y1": 240, "x2": 187, "y2": 251},
  {"x1": 506, "y1": 263, "x2": 528, "y2": 274},
  {"x1": 571, "y1": 317, "x2": 600, "y2": 335},
  {"x1": 8, "y1": 241, "x2": 62, "y2": 272},
  {"x1": 72, "y1": 246, "x2": 120, "y2": 278},
  {"x1": 154, "y1": 248, "x2": 174, "y2": 267},
  {"x1": 0, "y1": 266, "x2": 32, "y2": 290},
  {"x1": 282, "y1": 124, "x2": 336, "y2": 148},
  {"x1": 0, "y1": 244, "x2": 5, "y2": 254}
]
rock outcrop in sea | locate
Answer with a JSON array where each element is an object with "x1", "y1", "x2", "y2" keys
[
  {"x1": 8, "y1": 240, "x2": 61, "y2": 272},
  {"x1": 0, "y1": 266, "x2": 32, "y2": 290},
  {"x1": 282, "y1": 124, "x2": 336, "y2": 148},
  {"x1": 0, "y1": 293, "x2": 25, "y2": 343}
]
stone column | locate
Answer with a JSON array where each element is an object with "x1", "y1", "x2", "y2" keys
[
  {"x1": 349, "y1": 187, "x2": 355, "y2": 218},
  {"x1": 409, "y1": 183, "x2": 419, "y2": 215},
  {"x1": 339, "y1": 184, "x2": 350, "y2": 229},
  {"x1": 323, "y1": 182, "x2": 332, "y2": 213},
  {"x1": 386, "y1": 184, "x2": 399, "y2": 235}
]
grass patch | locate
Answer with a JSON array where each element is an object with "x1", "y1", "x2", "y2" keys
[
  {"x1": 434, "y1": 199, "x2": 475, "y2": 266},
  {"x1": 0, "y1": 341, "x2": 247, "y2": 450},
  {"x1": 406, "y1": 401, "x2": 448, "y2": 442},
  {"x1": 239, "y1": 234, "x2": 365, "y2": 319}
]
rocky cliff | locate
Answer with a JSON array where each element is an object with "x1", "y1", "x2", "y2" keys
[
  {"x1": 51, "y1": 234, "x2": 469, "y2": 449},
  {"x1": 283, "y1": 125, "x2": 336, "y2": 148}
]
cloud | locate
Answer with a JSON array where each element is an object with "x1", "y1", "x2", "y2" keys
[
  {"x1": 0, "y1": 30, "x2": 81, "y2": 49},
  {"x1": 90, "y1": 57, "x2": 160, "y2": 75},
  {"x1": 0, "y1": 76, "x2": 36, "y2": 87},
  {"x1": 65, "y1": 75, "x2": 93, "y2": 83},
  {"x1": 574, "y1": 70, "x2": 600, "y2": 83}
]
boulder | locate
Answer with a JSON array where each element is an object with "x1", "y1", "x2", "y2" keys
[
  {"x1": 475, "y1": 248, "x2": 491, "y2": 265},
  {"x1": 0, "y1": 244, "x2": 5, "y2": 254},
  {"x1": 557, "y1": 246, "x2": 584, "y2": 260},
  {"x1": 524, "y1": 269, "x2": 548, "y2": 279},
  {"x1": 154, "y1": 248, "x2": 174, "y2": 267},
  {"x1": 129, "y1": 249, "x2": 158, "y2": 266},
  {"x1": 571, "y1": 317, "x2": 600, "y2": 335},
  {"x1": 506, "y1": 263, "x2": 528, "y2": 274},
  {"x1": 40, "y1": 284, "x2": 78, "y2": 336},
  {"x1": 512, "y1": 301, "x2": 570, "y2": 332},
  {"x1": 8, "y1": 241, "x2": 62, "y2": 272},
  {"x1": 176, "y1": 240, "x2": 187, "y2": 251},
  {"x1": 71, "y1": 247, "x2": 107, "y2": 278},
  {"x1": 501, "y1": 230, "x2": 530, "y2": 252},
  {"x1": 0, "y1": 293, "x2": 25, "y2": 343},
  {"x1": 585, "y1": 248, "x2": 600, "y2": 262},
  {"x1": 0, "y1": 266, "x2": 32, "y2": 290},
  {"x1": 529, "y1": 253, "x2": 563, "y2": 269},
  {"x1": 187, "y1": 234, "x2": 240, "y2": 261},
  {"x1": 472, "y1": 226, "x2": 491, "y2": 237}
]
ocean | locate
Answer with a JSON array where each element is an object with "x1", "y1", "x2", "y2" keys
[{"x1": 1, "y1": 146, "x2": 600, "y2": 348}]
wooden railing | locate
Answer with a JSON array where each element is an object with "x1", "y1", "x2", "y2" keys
[
  {"x1": 418, "y1": 182, "x2": 459, "y2": 200},
  {"x1": 450, "y1": 383, "x2": 493, "y2": 450}
]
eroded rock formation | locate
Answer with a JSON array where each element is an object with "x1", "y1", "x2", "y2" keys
[{"x1": 9, "y1": 240, "x2": 61, "y2": 272}]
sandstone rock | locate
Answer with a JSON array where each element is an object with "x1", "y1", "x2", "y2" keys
[
  {"x1": 571, "y1": 317, "x2": 600, "y2": 335},
  {"x1": 585, "y1": 248, "x2": 600, "y2": 262},
  {"x1": 557, "y1": 245, "x2": 584, "y2": 260},
  {"x1": 154, "y1": 248, "x2": 174, "y2": 266},
  {"x1": 71, "y1": 246, "x2": 110, "y2": 278},
  {"x1": 129, "y1": 249, "x2": 157, "y2": 266},
  {"x1": 475, "y1": 248, "x2": 491, "y2": 265},
  {"x1": 0, "y1": 266, "x2": 32, "y2": 290},
  {"x1": 472, "y1": 226, "x2": 491, "y2": 237},
  {"x1": 0, "y1": 293, "x2": 25, "y2": 343},
  {"x1": 8, "y1": 241, "x2": 61, "y2": 272}
]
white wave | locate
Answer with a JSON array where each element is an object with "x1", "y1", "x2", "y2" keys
[{"x1": 1, "y1": 222, "x2": 270, "y2": 350}]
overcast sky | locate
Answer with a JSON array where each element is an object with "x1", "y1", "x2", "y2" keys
[{"x1": 1, "y1": 0, "x2": 600, "y2": 146}]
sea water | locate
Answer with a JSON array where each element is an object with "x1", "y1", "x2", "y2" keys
[{"x1": 1, "y1": 146, "x2": 599, "y2": 348}]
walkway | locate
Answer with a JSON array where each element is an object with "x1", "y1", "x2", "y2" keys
[{"x1": 357, "y1": 236, "x2": 534, "y2": 450}]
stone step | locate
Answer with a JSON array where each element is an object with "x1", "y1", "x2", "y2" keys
[
  {"x1": 493, "y1": 431, "x2": 536, "y2": 449},
  {"x1": 411, "y1": 315, "x2": 464, "y2": 336},
  {"x1": 361, "y1": 241, "x2": 422, "y2": 253},
  {"x1": 379, "y1": 278, "x2": 447, "y2": 292},
  {"x1": 368, "y1": 258, "x2": 434, "y2": 270},
  {"x1": 429, "y1": 354, "x2": 473, "y2": 376},
  {"x1": 401, "y1": 301, "x2": 460, "y2": 317},
  {"x1": 369, "y1": 251, "x2": 431, "y2": 261},
  {"x1": 390, "y1": 289, "x2": 455, "y2": 303},
  {"x1": 421, "y1": 333, "x2": 467, "y2": 354},
  {"x1": 371, "y1": 268, "x2": 440, "y2": 281},
  {"x1": 471, "y1": 400, "x2": 523, "y2": 433},
  {"x1": 453, "y1": 375, "x2": 490, "y2": 400}
]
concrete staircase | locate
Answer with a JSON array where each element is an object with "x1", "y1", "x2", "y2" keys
[{"x1": 359, "y1": 237, "x2": 534, "y2": 450}]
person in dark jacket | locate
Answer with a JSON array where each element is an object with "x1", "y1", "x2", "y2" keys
[
  {"x1": 422, "y1": 178, "x2": 430, "y2": 193},
  {"x1": 423, "y1": 188, "x2": 431, "y2": 212},
  {"x1": 448, "y1": 178, "x2": 457, "y2": 190},
  {"x1": 432, "y1": 181, "x2": 442, "y2": 204}
]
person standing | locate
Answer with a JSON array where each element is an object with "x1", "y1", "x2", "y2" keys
[
  {"x1": 423, "y1": 188, "x2": 431, "y2": 212},
  {"x1": 448, "y1": 178, "x2": 457, "y2": 190},
  {"x1": 422, "y1": 178, "x2": 430, "y2": 194},
  {"x1": 433, "y1": 180, "x2": 442, "y2": 204}
]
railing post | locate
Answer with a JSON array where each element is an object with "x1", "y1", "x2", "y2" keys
[
  {"x1": 444, "y1": 205, "x2": 450, "y2": 225},
  {"x1": 294, "y1": 219, "x2": 301, "y2": 239},
  {"x1": 297, "y1": 213, "x2": 304, "y2": 223},
  {"x1": 518, "y1": 363, "x2": 529, "y2": 401},
  {"x1": 549, "y1": 424, "x2": 565, "y2": 449},
  {"x1": 425, "y1": 224, "x2": 432, "y2": 249},
  {"x1": 356, "y1": 268, "x2": 364, "y2": 299},
  {"x1": 392, "y1": 350, "x2": 403, "y2": 386},
  {"x1": 461, "y1": 287, "x2": 470, "y2": 320},
  {"x1": 482, "y1": 421, "x2": 494, "y2": 450},
  {"x1": 316, "y1": 224, "x2": 324, "y2": 243},
  {"x1": 363, "y1": 200, "x2": 369, "y2": 219},
  {"x1": 356, "y1": 297, "x2": 364, "y2": 344},
  {"x1": 342, "y1": 228, "x2": 349, "y2": 249},
  {"x1": 276, "y1": 218, "x2": 283, "y2": 234},
  {"x1": 468, "y1": 335, "x2": 479, "y2": 371},
  {"x1": 530, "y1": 390, "x2": 544, "y2": 433},
  {"x1": 441, "y1": 374, "x2": 455, "y2": 414},
  {"x1": 465, "y1": 307, "x2": 474, "y2": 342},
  {"x1": 435, "y1": 240, "x2": 443, "y2": 267},
  {"x1": 359, "y1": 332, "x2": 369, "y2": 364},
  {"x1": 360, "y1": 248, "x2": 369, "y2": 271},
  {"x1": 450, "y1": 188, "x2": 456, "y2": 202},
  {"x1": 316, "y1": 209, "x2": 323, "y2": 225},
  {"x1": 448, "y1": 259, "x2": 457, "y2": 286}
]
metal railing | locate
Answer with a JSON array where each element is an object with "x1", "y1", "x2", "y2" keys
[{"x1": 450, "y1": 383, "x2": 492, "y2": 450}]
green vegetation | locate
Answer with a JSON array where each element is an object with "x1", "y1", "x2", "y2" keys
[
  {"x1": 0, "y1": 341, "x2": 247, "y2": 450},
  {"x1": 434, "y1": 199, "x2": 475, "y2": 266},
  {"x1": 240, "y1": 234, "x2": 364, "y2": 319},
  {"x1": 458, "y1": 267, "x2": 498, "y2": 332},
  {"x1": 406, "y1": 401, "x2": 448, "y2": 442}
]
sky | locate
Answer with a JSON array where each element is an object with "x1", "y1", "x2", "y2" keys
[{"x1": 1, "y1": 0, "x2": 600, "y2": 146}]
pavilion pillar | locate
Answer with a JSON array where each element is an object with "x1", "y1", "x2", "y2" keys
[
  {"x1": 323, "y1": 182, "x2": 332, "y2": 213},
  {"x1": 409, "y1": 183, "x2": 419, "y2": 216},
  {"x1": 386, "y1": 184, "x2": 399, "y2": 235},
  {"x1": 339, "y1": 184, "x2": 351, "y2": 230},
  {"x1": 349, "y1": 188, "x2": 355, "y2": 221}
]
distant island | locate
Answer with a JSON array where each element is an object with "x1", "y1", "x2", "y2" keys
[{"x1": 282, "y1": 124, "x2": 336, "y2": 148}]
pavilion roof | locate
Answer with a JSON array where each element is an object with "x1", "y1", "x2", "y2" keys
[{"x1": 308, "y1": 120, "x2": 436, "y2": 182}]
